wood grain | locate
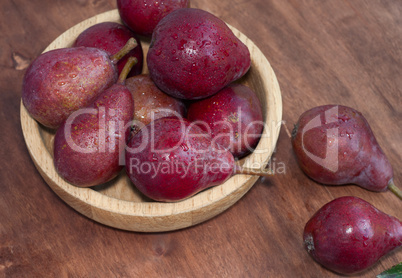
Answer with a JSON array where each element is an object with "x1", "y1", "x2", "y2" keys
[{"x1": 1, "y1": 0, "x2": 401, "y2": 277}]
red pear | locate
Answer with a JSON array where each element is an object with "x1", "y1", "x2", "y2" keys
[
  {"x1": 292, "y1": 105, "x2": 401, "y2": 199},
  {"x1": 117, "y1": 0, "x2": 189, "y2": 37},
  {"x1": 125, "y1": 117, "x2": 235, "y2": 201},
  {"x1": 125, "y1": 74, "x2": 186, "y2": 128},
  {"x1": 74, "y1": 22, "x2": 143, "y2": 77},
  {"x1": 124, "y1": 117, "x2": 272, "y2": 202},
  {"x1": 147, "y1": 8, "x2": 251, "y2": 100},
  {"x1": 187, "y1": 84, "x2": 263, "y2": 158},
  {"x1": 304, "y1": 196, "x2": 402, "y2": 275},
  {"x1": 22, "y1": 38, "x2": 137, "y2": 129}
]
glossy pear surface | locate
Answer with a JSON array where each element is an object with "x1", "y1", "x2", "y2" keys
[
  {"x1": 304, "y1": 196, "x2": 402, "y2": 274},
  {"x1": 74, "y1": 22, "x2": 143, "y2": 77},
  {"x1": 117, "y1": 0, "x2": 189, "y2": 37},
  {"x1": 125, "y1": 117, "x2": 235, "y2": 202},
  {"x1": 147, "y1": 8, "x2": 251, "y2": 100},
  {"x1": 22, "y1": 47, "x2": 117, "y2": 128},
  {"x1": 54, "y1": 84, "x2": 134, "y2": 187},
  {"x1": 187, "y1": 84, "x2": 263, "y2": 158},
  {"x1": 125, "y1": 74, "x2": 186, "y2": 127},
  {"x1": 292, "y1": 105, "x2": 393, "y2": 192}
]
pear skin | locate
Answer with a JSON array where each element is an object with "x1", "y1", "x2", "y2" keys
[
  {"x1": 292, "y1": 105, "x2": 394, "y2": 192},
  {"x1": 304, "y1": 196, "x2": 402, "y2": 274},
  {"x1": 125, "y1": 117, "x2": 235, "y2": 202},
  {"x1": 147, "y1": 8, "x2": 251, "y2": 100}
]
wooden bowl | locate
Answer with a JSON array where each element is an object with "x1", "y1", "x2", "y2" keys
[{"x1": 20, "y1": 9, "x2": 282, "y2": 232}]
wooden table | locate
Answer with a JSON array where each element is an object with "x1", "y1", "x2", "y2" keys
[{"x1": 1, "y1": 0, "x2": 401, "y2": 277}]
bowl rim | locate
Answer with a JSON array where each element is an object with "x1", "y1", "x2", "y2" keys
[{"x1": 20, "y1": 9, "x2": 282, "y2": 231}]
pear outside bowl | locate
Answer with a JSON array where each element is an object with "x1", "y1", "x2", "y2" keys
[{"x1": 20, "y1": 9, "x2": 282, "y2": 232}]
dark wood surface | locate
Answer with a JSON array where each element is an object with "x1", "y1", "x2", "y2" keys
[{"x1": 1, "y1": 0, "x2": 401, "y2": 277}]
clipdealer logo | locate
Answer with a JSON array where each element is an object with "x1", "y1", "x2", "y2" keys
[{"x1": 300, "y1": 106, "x2": 339, "y2": 173}]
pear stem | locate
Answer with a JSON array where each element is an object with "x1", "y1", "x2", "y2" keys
[
  {"x1": 110, "y1": 38, "x2": 138, "y2": 64},
  {"x1": 117, "y1": 57, "x2": 138, "y2": 85},
  {"x1": 388, "y1": 180, "x2": 402, "y2": 201},
  {"x1": 234, "y1": 165, "x2": 274, "y2": 178}
]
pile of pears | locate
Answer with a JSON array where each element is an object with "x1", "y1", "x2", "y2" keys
[
  {"x1": 21, "y1": 0, "x2": 401, "y2": 276},
  {"x1": 22, "y1": 6, "x2": 263, "y2": 196}
]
